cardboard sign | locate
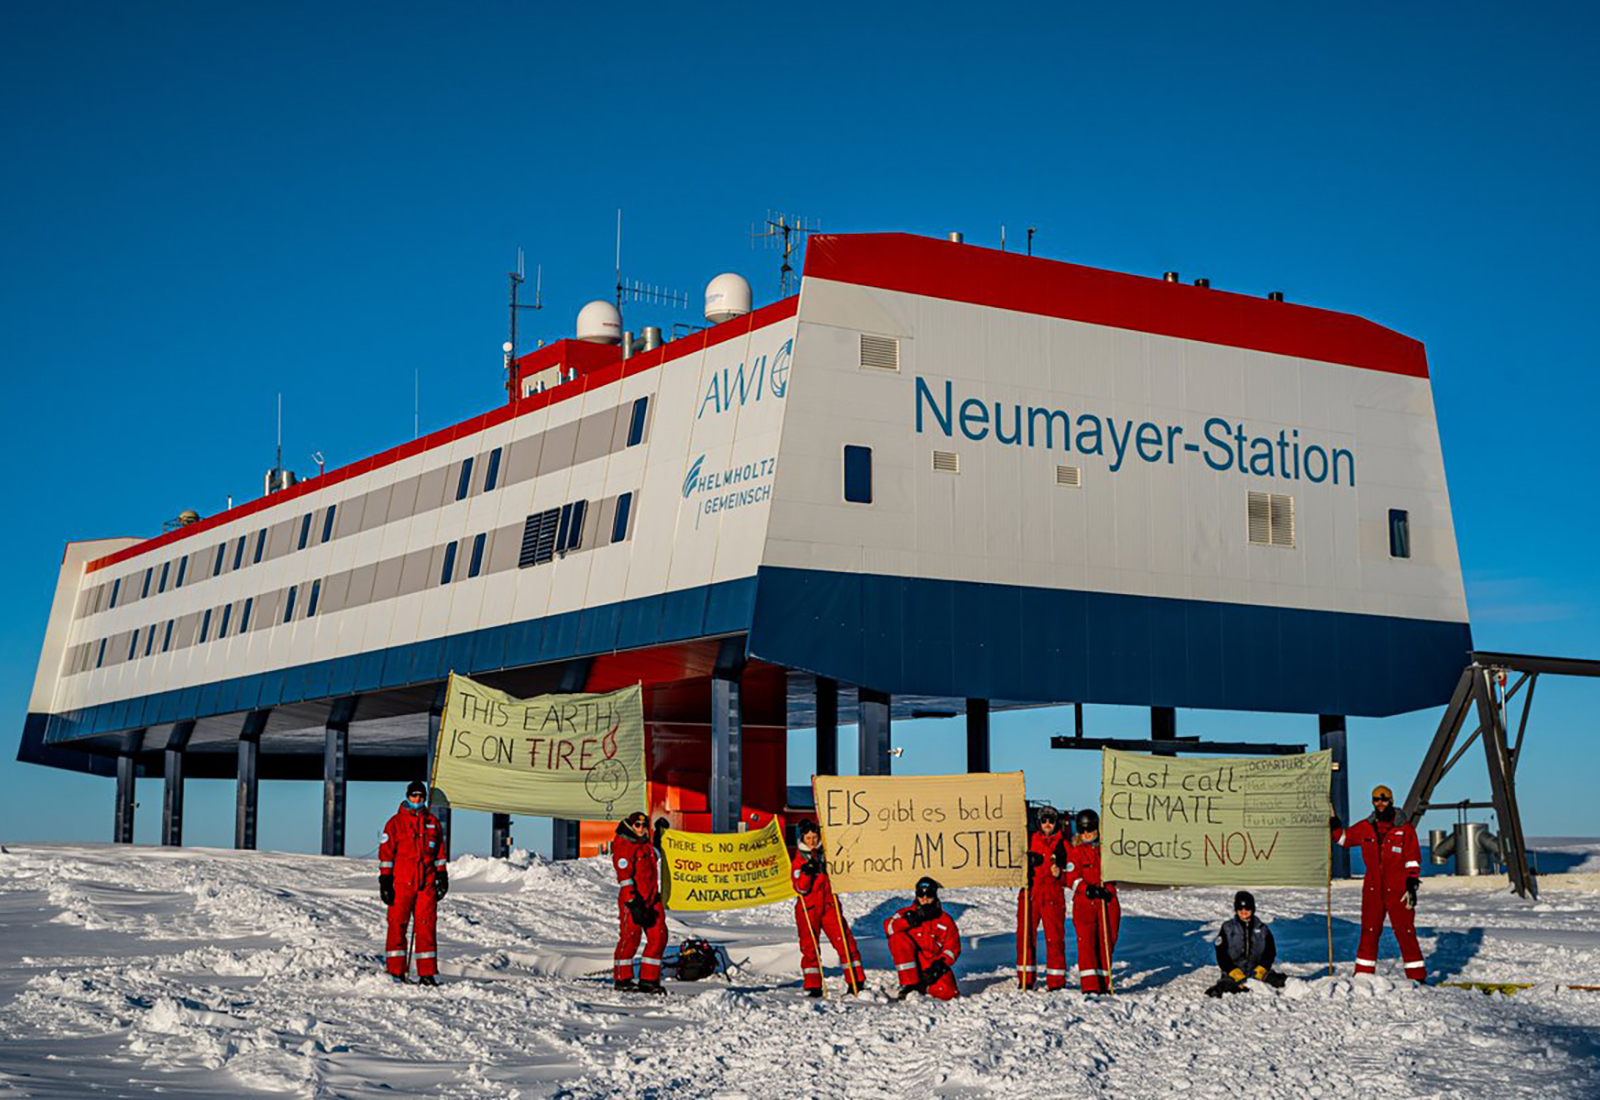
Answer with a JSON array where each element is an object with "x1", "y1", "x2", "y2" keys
[
  {"x1": 811, "y1": 772, "x2": 1028, "y2": 893},
  {"x1": 1099, "y1": 749, "x2": 1332, "y2": 886},
  {"x1": 429, "y1": 673, "x2": 646, "y2": 818},
  {"x1": 659, "y1": 820, "x2": 797, "y2": 910}
]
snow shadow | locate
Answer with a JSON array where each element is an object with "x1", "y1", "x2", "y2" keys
[{"x1": 1418, "y1": 926, "x2": 1486, "y2": 980}]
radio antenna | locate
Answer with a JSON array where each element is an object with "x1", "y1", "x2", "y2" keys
[
  {"x1": 612, "y1": 208, "x2": 690, "y2": 313},
  {"x1": 750, "y1": 211, "x2": 819, "y2": 297},
  {"x1": 506, "y1": 246, "x2": 544, "y2": 401}
]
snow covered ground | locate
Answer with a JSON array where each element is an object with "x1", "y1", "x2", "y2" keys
[{"x1": 1, "y1": 840, "x2": 1598, "y2": 1098}]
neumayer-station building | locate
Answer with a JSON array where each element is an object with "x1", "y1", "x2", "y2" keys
[{"x1": 19, "y1": 233, "x2": 1472, "y2": 855}]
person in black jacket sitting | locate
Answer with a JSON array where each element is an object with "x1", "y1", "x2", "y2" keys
[{"x1": 1206, "y1": 891, "x2": 1288, "y2": 997}]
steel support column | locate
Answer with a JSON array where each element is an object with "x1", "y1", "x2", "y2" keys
[
  {"x1": 113, "y1": 729, "x2": 145, "y2": 843},
  {"x1": 966, "y1": 698, "x2": 990, "y2": 773},
  {"x1": 1151, "y1": 707, "x2": 1177, "y2": 757},
  {"x1": 859, "y1": 688, "x2": 891, "y2": 776},
  {"x1": 1319, "y1": 714, "x2": 1350, "y2": 879},
  {"x1": 162, "y1": 721, "x2": 195, "y2": 847},
  {"x1": 710, "y1": 638, "x2": 747, "y2": 833},
  {"x1": 322, "y1": 697, "x2": 359, "y2": 857},
  {"x1": 491, "y1": 813, "x2": 513, "y2": 858},
  {"x1": 235, "y1": 709, "x2": 270, "y2": 850},
  {"x1": 551, "y1": 658, "x2": 592, "y2": 860},
  {"x1": 815, "y1": 677, "x2": 839, "y2": 777},
  {"x1": 1475, "y1": 669, "x2": 1535, "y2": 898}
]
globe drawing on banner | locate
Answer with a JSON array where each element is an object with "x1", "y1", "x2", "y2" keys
[{"x1": 584, "y1": 719, "x2": 632, "y2": 814}]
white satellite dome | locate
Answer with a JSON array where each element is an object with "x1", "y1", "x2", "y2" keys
[
  {"x1": 576, "y1": 300, "x2": 623, "y2": 344},
  {"x1": 704, "y1": 273, "x2": 752, "y2": 325}
]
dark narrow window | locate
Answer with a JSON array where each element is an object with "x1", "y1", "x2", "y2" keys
[
  {"x1": 144, "y1": 625, "x2": 156, "y2": 657},
  {"x1": 440, "y1": 542, "x2": 458, "y2": 584},
  {"x1": 566, "y1": 499, "x2": 586, "y2": 551},
  {"x1": 456, "y1": 457, "x2": 474, "y2": 501},
  {"x1": 240, "y1": 597, "x2": 253, "y2": 632},
  {"x1": 321, "y1": 505, "x2": 337, "y2": 543},
  {"x1": 307, "y1": 579, "x2": 321, "y2": 617},
  {"x1": 213, "y1": 544, "x2": 226, "y2": 576},
  {"x1": 484, "y1": 448, "x2": 503, "y2": 492},
  {"x1": 253, "y1": 529, "x2": 267, "y2": 564},
  {"x1": 627, "y1": 396, "x2": 649, "y2": 446},
  {"x1": 298, "y1": 514, "x2": 312, "y2": 550},
  {"x1": 519, "y1": 509, "x2": 561, "y2": 567},
  {"x1": 110, "y1": 578, "x2": 121, "y2": 608},
  {"x1": 142, "y1": 568, "x2": 153, "y2": 598},
  {"x1": 162, "y1": 620, "x2": 174, "y2": 652},
  {"x1": 1389, "y1": 509, "x2": 1411, "y2": 559},
  {"x1": 158, "y1": 562, "x2": 171, "y2": 593},
  {"x1": 96, "y1": 639, "x2": 107, "y2": 668},
  {"x1": 844, "y1": 445, "x2": 873, "y2": 504},
  {"x1": 612, "y1": 492, "x2": 633, "y2": 543},
  {"x1": 175, "y1": 557, "x2": 187, "y2": 588},
  {"x1": 234, "y1": 536, "x2": 246, "y2": 570},
  {"x1": 219, "y1": 604, "x2": 232, "y2": 638},
  {"x1": 468, "y1": 532, "x2": 486, "y2": 578},
  {"x1": 555, "y1": 504, "x2": 573, "y2": 553},
  {"x1": 283, "y1": 585, "x2": 298, "y2": 623},
  {"x1": 199, "y1": 608, "x2": 212, "y2": 643},
  {"x1": 128, "y1": 633, "x2": 139, "y2": 660}
]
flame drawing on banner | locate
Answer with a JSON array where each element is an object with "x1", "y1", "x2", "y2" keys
[{"x1": 586, "y1": 715, "x2": 631, "y2": 814}]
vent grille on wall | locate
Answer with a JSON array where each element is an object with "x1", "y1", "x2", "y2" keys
[
  {"x1": 860, "y1": 334, "x2": 900, "y2": 371},
  {"x1": 933, "y1": 450, "x2": 960, "y2": 473},
  {"x1": 1247, "y1": 491, "x2": 1295, "y2": 548},
  {"x1": 1055, "y1": 464, "x2": 1082, "y2": 487}
]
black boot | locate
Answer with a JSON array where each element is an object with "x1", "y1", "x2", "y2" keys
[
  {"x1": 805, "y1": 987, "x2": 823, "y2": 998},
  {"x1": 416, "y1": 975, "x2": 439, "y2": 987},
  {"x1": 636, "y1": 979, "x2": 667, "y2": 996},
  {"x1": 613, "y1": 977, "x2": 638, "y2": 992}
]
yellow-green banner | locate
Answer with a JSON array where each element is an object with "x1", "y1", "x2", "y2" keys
[
  {"x1": 812, "y1": 772, "x2": 1029, "y2": 893},
  {"x1": 659, "y1": 820, "x2": 797, "y2": 910},
  {"x1": 429, "y1": 673, "x2": 646, "y2": 818},
  {"x1": 1100, "y1": 748, "x2": 1332, "y2": 886}
]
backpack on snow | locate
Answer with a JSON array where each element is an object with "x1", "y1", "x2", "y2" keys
[{"x1": 671, "y1": 938, "x2": 723, "y2": 982}]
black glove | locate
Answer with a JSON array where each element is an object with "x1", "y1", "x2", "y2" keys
[
  {"x1": 803, "y1": 853, "x2": 825, "y2": 876},
  {"x1": 626, "y1": 896, "x2": 651, "y2": 926},
  {"x1": 921, "y1": 959, "x2": 950, "y2": 986},
  {"x1": 638, "y1": 904, "x2": 658, "y2": 929},
  {"x1": 1263, "y1": 970, "x2": 1288, "y2": 989},
  {"x1": 434, "y1": 869, "x2": 449, "y2": 899},
  {"x1": 379, "y1": 875, "x2": 395, "y2": 905},
  {"x1": 902, "y1": 906, "x2": 932, "y2": 928},
  {"x1": 1028, "y1": 851, "x2": 1044, "y2": 869},
  {"x1": 1329, "y1": 815, "x2": 1342, "y2": 830},
  {"x1": 1053, "y1": 845, "x2": 1069, "y2": 870},
  {"x1": 1403, "y1": 877, "x2": 1419, "y2": 910},
  {"x1": 1086, "y1": 883, "x2": 1111, "y2": 901}
]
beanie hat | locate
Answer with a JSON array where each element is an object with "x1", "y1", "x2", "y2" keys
[
  {"x1": 1234, "y1": 890, "x2": 1256, "y2": 911},
  {"x1": 914, "y1": 876, "x2": 942, "y2": 897},
  {"x1": 406, "y1": 780, "x2": 427, "y2": 799},
  {"x1": 1372, "y1": 784, "x2": 1394, "y2": 800}
]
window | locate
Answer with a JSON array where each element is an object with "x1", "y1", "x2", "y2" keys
[
  {"x1": 96, "y1": 639, "x2": 106, "y2": 668},
  {"x1": 844, "y1": 445, "x2": 873, "y2": 504},
  {"x1": 109, "y1": 578, "x2": 121, "y2": 608},
  {"x1": 142, "y1": 568, "x2": 153, "y2": 598},
  {"x1": 162, "y1": 620, "x2": 174, "y2": 652},
  {"x1": 484, "y1": 448, "x2": 502, "y2": 492},
  {"x1": 556, "y1": 500, "x2": 587, "y2": 554},
  {"x1": 158, "y1": 562, "x2": 170, "y2": 593},
  {"x1": 321, "y1": 505, "x2": 337, "y2": 544},
  {"x1": 199, "y1": 608, "x2": 212, "y2": 643},
  {"x1": 627, "y1": 396, "x2": 649, "y2": 446},
  {"x1": 468, "y1": 532, "x2": 486, "y2": 578},
  {"x1": 440, "y1": 542, "x2": 458, "y2": 584},
  {"x1": 240, "y1": 597, "x2": 253, "y2": 632},
  {"x1": 128, "y1": 633, "x2": 138, "y2": 660},
  {"x1": 1247, "y1": 491, "x2": 1296, "y2": 548},
  {"x1": 175, "y1": 557, "x2": 187, "y2": 588},
  {"x1": 234, "y1": 536, "x2": 246, "y2": 571},
  {"x1": 456, "y1": 457, "x2": 474, "y2": 501},
  {"x1": 1389, "y1": 509, "x2": 1411, "y2": 559},
  {"x1": 519, "y1": 509, "x2": 561, "y2": 567},
  {"x1": 144, "y1": 625, "x2": 156, "y2": 657},
  {"x1": 612, "y1": 492, "x2": 633, "y2": 543},
  {"x1": 283, "y1": 585, "x2": 298, "y2": 623},
  {"x1": 298, "y1": 513, "x2": 313, "y2": 550},
  {"x1": 307, "y1": 579, "x2": 321, "y2": 617},
  {"x1": 253, "y1": 529, "x2": 267, "y2": 564},
  {"x1": 213, "y1": 544, "x2": 226, "y2": 577},
  {"x1": 219, "y1": 604, "x2": 232, "y2": 638}
]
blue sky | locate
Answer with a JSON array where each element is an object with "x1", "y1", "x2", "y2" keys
[{"x1": 2, "y1": 2, "x2": 1596, "y2": 856}]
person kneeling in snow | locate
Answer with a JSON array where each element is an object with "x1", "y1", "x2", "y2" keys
[
  {"x1": 1206, "y1": 890, "x2": 1287, "y2": 997},
  {"x1": 884, "y1": 876, "x2": 961, "y2": 1001},
  {"x1": 379, "y1": 780, "x2": 449, "y2": 986}
]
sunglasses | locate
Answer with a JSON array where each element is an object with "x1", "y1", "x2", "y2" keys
[{"x1": 1372, "y1": 796, "x2": 1392, "y2": 804}]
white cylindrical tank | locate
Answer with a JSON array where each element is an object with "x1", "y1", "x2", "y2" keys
[
  {"x1": 576, "y1": 300, "x2": 623, "y2": 344},
  {"x1": 704, "y1": 273, "x2": 752, "y2": 324}
]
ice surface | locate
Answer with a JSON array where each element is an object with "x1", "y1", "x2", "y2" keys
[{"x1": 1, "y1": 841, "x2": 1598, "y2": 1097}]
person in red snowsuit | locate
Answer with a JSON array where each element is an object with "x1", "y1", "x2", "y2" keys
[
  {"x1": 791, "y1": 819, "x2": 866, "y2": 998},
  {"x1": 378, "y1": 780, "x2": 449, "y2": 985},
  {"x1": 884, "y1": 876, "x2": 962, "y2": 1001},
  {"x1": 612, "y1": 811, "x2": 668, "y2": 994},
  {"x1": 1064, "y1": 808, "x2": 1119, "y2": 994},
  {"x1": 1017, "y1": 805, "x2": 1070, "y2": 990},
  {"x1": 1333, "y1": 784, "x2": 1425, "y2": 981}
]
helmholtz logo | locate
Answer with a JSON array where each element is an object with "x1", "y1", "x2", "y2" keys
[
  {"x1": 683, "y1": 455, "x2": 705, "y2": 499},
  {"x1": 682, "y1": 452, "x2": 778, "y2": 527}
]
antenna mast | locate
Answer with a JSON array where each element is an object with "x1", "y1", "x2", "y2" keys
[
  {"x1": 750, "y1": 211, "x2": 819, "y2": 298},
  {"x1": 506, "y1": 246, "x2": 543, "y2": 401},
  {"x1": 612, "y1": 208, "x2": 691, "y2": 317}
]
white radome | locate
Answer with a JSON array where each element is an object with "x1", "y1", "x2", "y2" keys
[
  {"x1": 576, "y1": 300, "x2": 623, "y2": 344},
  {"x1": 704, "y1": 272, "x2": 752, "y2": 324}
]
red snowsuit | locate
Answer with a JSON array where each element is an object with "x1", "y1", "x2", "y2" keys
[
  {"x1": 1064, "y1": 838, "x2": 1120, "y2": 992},
  {"x1": 1017, "y1": 829, "x2": 1070, "y2": 989},
  {"x1": 379, "y1": 802, "x2": 448, "y2": 978},
  {"x1": 1335, "y1": 811, "x2": 1425, "y2": 980},
  {"x1": 883, "y1": 903, "x2": 961, "y2": 1000},
  {"x1": 612, "y1": 820, "x2": 668, "y2": 983},
  {"x1": 791, "y1": 844, "x2": 865, "y2": 992}
]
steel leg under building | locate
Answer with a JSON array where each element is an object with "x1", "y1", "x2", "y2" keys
[
  {"x1": 162, "y1": 721, "x2": 195, "y2": 847},
  {"x1": 859, "y1": 688, "x2": 891, "y2": 776},
  {"x1": 816, "y1": 677, "x2": 838, "y2": 777},
  {"x1": 1151, "y1": 707, "x2": 1177, "y2": 756},
  {"x1": 114, "y1": 729, "x2": 145, "y2": 843},
  {"x1": 491, "y1": 813, "x2": 513, "y2": 858},
  {"x1": 550, "y1": 659, "x2": 592, "y2": 859},
  {"x1": 322, "y1": 697, "x2": 358, "y2": 857},
  {"x1": 966, "y1": 698, "x2": 990, "y2": 772},
  {"x1": 710, "y1": 639, "x2": 746, "y2": 833},
  {"x1": 235, "y1": 709, "x2": 270, "y2": 850},
  {"x1": 1319, "y1": 714, "x2": 1350, "y2": 878}
]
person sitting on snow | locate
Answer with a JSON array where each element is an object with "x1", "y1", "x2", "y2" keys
[
  {"x1": 1206, "y1": 890, "x2": 1288, "y2": 997},
  {"x1": 884, "y1": 876, "x2": 962, "y2": 1001}
]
